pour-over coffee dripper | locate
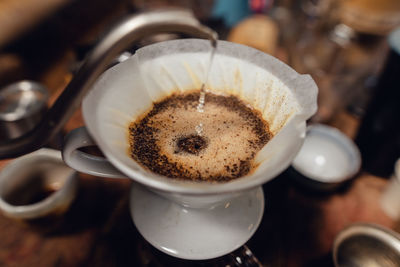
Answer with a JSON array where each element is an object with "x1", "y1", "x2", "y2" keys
[{"x1": 62, "y1": 38, "x2": 317, "y2": 259}]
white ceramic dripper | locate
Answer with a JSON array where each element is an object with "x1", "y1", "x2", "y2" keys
[{"x1": 63, "y1": 39, "x2": 317, "y2": 259}]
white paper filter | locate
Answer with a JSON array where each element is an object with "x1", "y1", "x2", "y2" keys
[{"x1": 82, "y1": 39, "x2": 317, "y2": 192}]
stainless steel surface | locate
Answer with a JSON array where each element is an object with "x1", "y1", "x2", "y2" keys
[
  {"x1": 333, "y1": 223, "x2": 400, "y2": 267},
  {"x1": 0, "y1": 80, "x2": 48, "y2": 139},
  {"x1": 0, "y1": 9, "x2": 218, "y2": 159}
]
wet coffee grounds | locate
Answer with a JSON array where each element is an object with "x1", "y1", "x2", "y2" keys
[{"x1": 128, "y1": 90, "x2": 272, "y2": 182}]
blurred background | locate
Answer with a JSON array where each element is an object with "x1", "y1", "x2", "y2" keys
[
  {"x1": 1, "y1": 0, "x2": 399, "y2": 117},
  {"x1": 0, "y1": 0, "x2": 400, "y2": 266}
]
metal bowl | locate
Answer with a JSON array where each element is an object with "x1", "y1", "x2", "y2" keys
[{"x1": 333, "y1": 223, "x2": 400, "y2": 267}]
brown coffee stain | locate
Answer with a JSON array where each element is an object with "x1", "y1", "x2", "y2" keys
[
  {"x1": 159, "y1": 65, "x2": 181, "y2": 91},
  {"x1": 234, "y1": 67, "x2": 243, "y2": 93},
  {"x1": 183, "y1": 62, "x2": 201, "y2": 89}
]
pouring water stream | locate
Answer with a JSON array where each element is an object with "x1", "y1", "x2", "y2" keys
[{"x1": 195, "y1": 39, "x2": 217, "y2": 136}]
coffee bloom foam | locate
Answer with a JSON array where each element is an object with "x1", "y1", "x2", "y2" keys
[{"x1": 129, "y1": 91, "x2": 271, "y2": 182}]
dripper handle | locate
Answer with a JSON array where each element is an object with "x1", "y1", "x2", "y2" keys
[{"x1": 62, "y1": 127, "x2": 126, "y2": 178}]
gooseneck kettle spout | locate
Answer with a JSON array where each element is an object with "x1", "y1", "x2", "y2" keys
[{"x1": 0, "y1": 9, "x2": 218, "y2": 159}]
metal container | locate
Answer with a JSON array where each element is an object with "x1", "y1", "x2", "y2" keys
[
  {"x1": 333, "y1": 223, "x2": 400, "y2": 267},
  {"x1": 0, "y1": 81, "x2": 48, "y2": 139}
]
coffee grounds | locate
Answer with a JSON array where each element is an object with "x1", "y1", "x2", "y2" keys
[
  {"x1": 175, "y1": 134, "x2": 208, "y2": 155},
  {"x1": 129, "y1": 90, "x2": 272, "y2": 182}
]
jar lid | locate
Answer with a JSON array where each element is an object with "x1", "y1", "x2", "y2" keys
[
  {"x1": 339, "y1": 0, "x2": 400, "y2": 35},
  {"x1": 0, "y1": 81, "x2": 48, "y2": 122}
]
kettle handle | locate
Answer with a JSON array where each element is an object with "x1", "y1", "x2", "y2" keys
[
  {"x1": 0, "y1": 9, "x2": 217, "y2": 159},
  {"x1": 62, "y1": 127, "x2": 127, "y2": 178}
]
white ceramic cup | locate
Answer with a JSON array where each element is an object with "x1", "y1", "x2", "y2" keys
[
  {"x1": 62, "y1": 39, "x2": 318, "y2": 259},
  {"x1": 0, "y1": 148, "x2": 78, "y2": 220},
  {"x1": 291, "y1": 124, "x2": 361, "y2": 191},
  {"x1": 381, "y1": 159, "x2": 400, "y2": 220}
]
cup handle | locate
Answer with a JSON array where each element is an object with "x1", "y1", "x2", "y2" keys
[{"x1": 62, "y1": 127, "x2": 127, "y2": 178}]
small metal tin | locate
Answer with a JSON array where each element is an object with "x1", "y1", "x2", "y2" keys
[
  {"x1": 0, "y1": 80, "x2": 48, "y2": 139},
  {"x1": 333, "y1": 223, "x2": 400, "y2": 267}
]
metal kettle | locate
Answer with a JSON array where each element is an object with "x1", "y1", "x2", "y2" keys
[{"x1": 0, "y1": 9, "x2": 217, "y2": 159}]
